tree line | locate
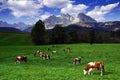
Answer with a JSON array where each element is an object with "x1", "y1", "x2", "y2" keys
[{"x1": 31, "y1": 20, "x2": 120, "y2": 45}]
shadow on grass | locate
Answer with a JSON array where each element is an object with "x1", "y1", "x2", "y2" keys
[
  {"x1": 93, "y1": 71, "x2": 113, "y2": 76},
  {"x1": 104, "y1": 71, "x2": 113, "y2": 75}
]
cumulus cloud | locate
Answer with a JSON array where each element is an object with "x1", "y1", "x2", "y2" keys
[
  {"x1": 43, "y1": 0, "x2": 72, "y2": 8},
  {"x1": 0, "y1": 0, "x2": 8, "y2": 11},
  {"x1": 0, "y1": 0, "x2": 43, "y2": 17},
  {"x1": 61, "y1": 4, "x2": 88, "y2": 16},
  {"x1": 87, "y1": 2, "x2": 119, "y2": 21},
  {"x1": 40, "y1": 12, "x2": 51, "y2": 20}
]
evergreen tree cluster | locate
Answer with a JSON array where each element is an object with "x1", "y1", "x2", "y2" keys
[
  {"x1": 31, "y1": 20, "x2": 120, "y2": 45},
  {"x1": 31, "y1": 20, "x2": 80, "y2": 45}
]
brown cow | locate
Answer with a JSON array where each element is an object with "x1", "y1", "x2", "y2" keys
[
  {"x1": 15, "y1": 55, "x2": 27, "y2": 64},
  {"x1": 83, "y1": 62, "x2": 105, "y2": 76},
  {"x1": 73, "y1": 57, "x2": 81, "y2": 65},
  {"x1": 63, "y1": 47, "x2": 71, "y2": 53}
]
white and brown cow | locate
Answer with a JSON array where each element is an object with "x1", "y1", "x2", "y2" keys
[
  {"x1": 39, "y1": 52, "x2": 50, "y2": 60},
  {"x1": 73, "y1": 57, "x2": 81, "y2": 65},
  {"x1": 15, "y1": 55, "x2": 27, "y2": 64},
  {"x1": 41, "y1": 54, "x2": 50, "y2": 60},
  {"x1": 83, "y1": 62, "x2": 104, "y2": 76}
]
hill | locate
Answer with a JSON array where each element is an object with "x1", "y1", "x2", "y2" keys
[
  {"x1": 0, "y1": 32, "x2": 31, "y2": 46},
  {"x1": 0, "y1": 27, "x2": 22, "y2": 33}
]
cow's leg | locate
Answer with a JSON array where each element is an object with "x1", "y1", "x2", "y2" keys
[
  {"x1": 16, "y1": 60, "x2": 20, "y2": 64},
  {"x1": 15, "y1": 60, "x2": 17, "y2": 64},
  {"x1": 100, "y1": 64, "x2": 104, "y2": 76},
  {"x1": 101, "y1": 70, "x2": 103, "y2": 76},
  {"x1": 43, "y1": 57, "x2": 45, "y2": 60},
  {"x1": 88, "y1": 68, "x2": 93, "y2": 75}
]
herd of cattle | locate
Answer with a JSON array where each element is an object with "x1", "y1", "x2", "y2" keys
[{"x1": 15, "y1": 45, "x2": 105, "y2": 76}]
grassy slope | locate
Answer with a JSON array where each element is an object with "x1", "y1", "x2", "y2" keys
[
  {"x1": 0, "y1": 32, "x2": 31, "y2": 46},
  {"x1": 0, "y1": 44, "x2": 120, "y2": 80}
]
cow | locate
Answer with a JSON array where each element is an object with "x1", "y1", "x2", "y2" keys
[
  {"x1": 73, "y1": 57, "x2": 81, "y2": 65},
  {"x1": 63, "y1": 47, "x2": 71, "y2": 53},
  {"x1": 52, "y1": 50, "x2": 57, "y2": 54},
  {"x1": 67, "y1": 47, "x2": 71, "y2": 53},
  {"x1": 41, "y1": 54, "x2": 50, "y2": 60},
  {"x1": 39, "y1": 52, "x2": 50, "y2": 60},
  {"x1": 15, "y1": 55, "x2": 27, "y2": 64},
  {"x1": 83, "y1": 62, "x2": 105, "y2": 76}
]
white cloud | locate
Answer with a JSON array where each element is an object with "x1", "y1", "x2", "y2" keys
[
  {"x1": 40, "y1": 12, "x2": 51, "y2": 20},
  {"x1": 0, "y1": 0, "x2": 8, "y2": 11},
  {"x1": 87, "y1": 2, "x2": 119, "y2": 21},
  {"x1": 43, "y1": 0, "x2": 72, "y2": 8},
  {"x1": 61, "y1": 4, "x2": 88, "y2": 16},
  {"x1": 0, "y1": 0, "x2": 43, "y2": 17}
]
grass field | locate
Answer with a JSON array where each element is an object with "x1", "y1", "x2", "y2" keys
[
  {"x1": 0, "y1": 32, "x2": 31, "y2": 46},
  {"x1": 0, "y1": 44, "x2": 120, "y2": 80}
]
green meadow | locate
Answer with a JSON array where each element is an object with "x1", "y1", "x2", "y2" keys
[
  {"x1": 0, "y1": 32, "x2": 120, "y2": 80},
  {"x1": 0, "y1": 44, "x2": 120, "y2": 80},
  {"x1": 0, "y1": 32, "x2": 31, "y2": 46}
]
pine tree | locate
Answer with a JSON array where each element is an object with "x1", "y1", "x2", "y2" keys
[
  {"x1": 31, "y1": 20, "x2": 45, "y2": 45},
  {"x1": 51, "y1": 25, "x2": 67, "y2": 44}
]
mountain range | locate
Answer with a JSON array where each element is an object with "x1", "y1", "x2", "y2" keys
[
  {"x1": 0, "y1": 13, "x2": 120, "y2": 33},
  {"x1": 44, "y1": 13, "x2": 97, "y2": 29},
  {"x1": 0, "y1": 21, "x2": 32, "y2": 32}
]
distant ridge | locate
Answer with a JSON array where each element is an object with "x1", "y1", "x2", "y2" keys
[{"x1": 0, "y1": 27, "x2": 22, "y2": 33}]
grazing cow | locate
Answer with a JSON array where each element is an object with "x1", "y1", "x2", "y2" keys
[
  {"x1": 83, "y1": 62, "x2": 104, "y2": 76},
  {"x1": 15, "y1": 55, "x2": 27, "y2": 64},
  {"x1": 39, "y1": 52, "x2": 50, "y2": 60},
  {"x1": 41, "y1": 54, "x2": 50, "y2": 60},
  {"x1": 52, "y1": 50, "x2": 57, "y2": 54},
  {"x1": 73, "y1": 57, "x2": 81, "y2": 65},
  {"x1": 67, "y1": 47, "x2": 71, "y2": 53},
  {"x1": 63, "y1": 47, "x2": 71, "y2": 53}
]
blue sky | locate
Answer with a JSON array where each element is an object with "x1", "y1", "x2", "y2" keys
[{"x1": 0, "y1": 0, "x2": 120, "y2": 24}]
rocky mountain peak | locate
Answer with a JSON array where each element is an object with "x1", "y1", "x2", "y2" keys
[{"x1": 77, "y1": 13, "x2": 97, "y2": 23}]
